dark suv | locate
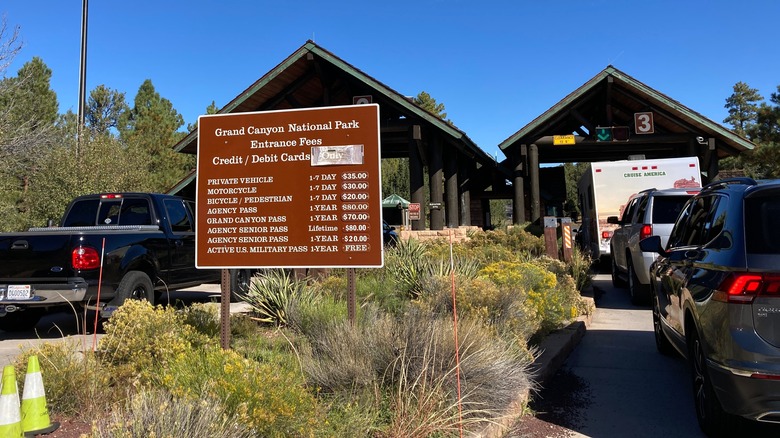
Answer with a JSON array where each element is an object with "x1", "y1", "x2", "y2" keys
[{"x1": 640, "y1": 178, "x2": 780, "y2": 436}]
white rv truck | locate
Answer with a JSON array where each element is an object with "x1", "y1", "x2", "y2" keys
[{"x1": 576, "y1": 156, "x2": 701, "y2": 260}]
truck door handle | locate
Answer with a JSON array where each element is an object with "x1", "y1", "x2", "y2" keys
[{"x1": 11, "y1": 240, "x2": 29, "y2": 250}]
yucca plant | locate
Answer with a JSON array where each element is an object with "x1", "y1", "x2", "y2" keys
[
  {"x1": 238, "y1": 269, "x2": 318, "y2": 326},
  {"x1": 386, "y1": 238, "x2": 431, "y2": 299}
]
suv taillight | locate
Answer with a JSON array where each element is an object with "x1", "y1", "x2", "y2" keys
[
  {"x1": 601, "y1": 231, "x2": 612, "y2": 239},
  {"x1": 640, "y1": 224, "x2": 653, "y2": 241},
  {"x1": 713, "y1": 273, "x2": 780, "y2": 303},
  {"x1": 72, "y1": 247, "x2": 100, "y2": 270}
]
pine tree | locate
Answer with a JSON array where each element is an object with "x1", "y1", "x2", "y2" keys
[
  {"x1": 723, "y1": 81, "x2": 762, "y2": 139},
  {"x1": 86, "y1": 85, "x2": 129, "y2": 136},
  {"x1": 119, "y1": 79, "x2": 193, "y2": 191}
]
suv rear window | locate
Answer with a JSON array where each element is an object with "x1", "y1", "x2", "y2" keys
[
  {"x1": 745, "y1": 196, "x2": 780, "y2": 254},
  {"x1": 651, "y1": 196, "x2": 690, "y2": 224}
]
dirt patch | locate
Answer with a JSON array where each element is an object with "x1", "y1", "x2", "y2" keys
[{"x1": 506, "y1": 367, "x2": 592, "y2": 437}]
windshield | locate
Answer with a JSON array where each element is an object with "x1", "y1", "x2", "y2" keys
[
  {"x1": 745, "y1": 195, "x2": 780, "y2": 254},
  {"x1": 651, "y1": 196, "x2": 691, "y2": 224}
]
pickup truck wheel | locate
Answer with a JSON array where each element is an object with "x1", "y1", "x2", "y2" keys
[
  {"x1": 230, "y1": 269, "x2": 254, "y2": 303},
  {"x1": 0, "y1": 309, "x2": 44, "y2": 332},
  {"x1": 115, "y1": 271, "x2": 155, "y2": 306}
]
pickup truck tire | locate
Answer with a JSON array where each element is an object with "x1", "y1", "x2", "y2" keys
[
  {"x1": 0, "y1": 309, "x2": 44, "y2": 332},
  {"x1": 230, "y1": 269, "x2": 254, "y2": 303},
  {"x1": 115, "y1": 271, "x2": 155, "y2": 306}
]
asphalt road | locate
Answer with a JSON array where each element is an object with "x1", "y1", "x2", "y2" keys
[{"x1": 533, "y1": 273, "x2": 780, "y2": 438}]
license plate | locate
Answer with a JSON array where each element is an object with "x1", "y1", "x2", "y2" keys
[{"x1": 6, "y1": 285, "x2": 31, "y2": 300}]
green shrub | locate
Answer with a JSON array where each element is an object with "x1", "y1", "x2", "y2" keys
[
  {"x1": 93, "y1": 388, "x2": 254, "y2": 438},
  {"x1": 385, "y1": 238, "x2": 431, "y2": 298},
  {"x1": 155, "y1": 345, "x2": 319, "y2": 437},
  {"x1": 99, "y1": 300, "x2": 213, "y2": 383},
  {"x1": 418, "y1": 275, "x2": 541, "y2": 345},
  {"x1": 567, "y1": 246, "x2": 594, "y2": 291},
  {"x1": 182, "y1": 302, "x2": 221, "y2": 337},
  {"x1": 297, "y1": 307, "x2": 533, "y2": 434},
  {"x1": 464, "y1": 227, "x2": 545, "y2": 257},
  {"x1": 317, "y1": 390, "x2": 382, "y2": 437},
  {"x1": 239, "y1": 269, "x2": 319, "y2": 326},
  {"x1": 15, "y1": 342, "x2": 119, "y2": 422},
  {"x1": 182, "y1": 302, "x2": 260, "y2": 341},
  {"x1": 287, "y1": 293, "x2": 348, "y2": 337},
  {"x1": 385, "y1": 238, "x2": 480, "y2": 300}
]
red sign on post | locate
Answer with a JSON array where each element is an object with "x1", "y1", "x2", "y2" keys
[
  {"x1": 195, "y1": 104, "x2": 383, "y2": 268},
  {"x1": 408, "y1": 203, "x2": 421, "y2": 221}
]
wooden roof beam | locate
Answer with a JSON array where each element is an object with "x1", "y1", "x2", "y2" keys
[
  {"x1": 259, "y1": 69, "x2": 317, "y2": 111},
  {"x1": 612, "y1": 86, "x2": 699, "y2": 133}
]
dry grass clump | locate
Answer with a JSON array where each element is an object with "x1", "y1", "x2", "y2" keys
[{"x1": 92, "y1": 388, "x2": 254, "y2": 438}]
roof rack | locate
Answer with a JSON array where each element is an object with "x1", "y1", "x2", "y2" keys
[{"x1": 701, "y1": 177, "x2": 757, "y2": 191}]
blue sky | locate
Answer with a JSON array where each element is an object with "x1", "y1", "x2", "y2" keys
[{"x1": 3, "y1": 1, "x2": 779, "y2": 160}]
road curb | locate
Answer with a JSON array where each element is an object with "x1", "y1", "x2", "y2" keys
[{"x1": 531, "y1": 295, "x2": 593, "y2": 387}]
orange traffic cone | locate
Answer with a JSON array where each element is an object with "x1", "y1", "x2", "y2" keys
[
  {"x1": 0, "y1": 365, "x2": 22, "y2": 438},
  {"x1": 20, "y1": 356, "x2": 58, "y2": 436}
]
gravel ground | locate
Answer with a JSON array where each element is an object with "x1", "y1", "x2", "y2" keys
[{"x1": 506, "y1": 367, "x2": 591, "y2": 437}]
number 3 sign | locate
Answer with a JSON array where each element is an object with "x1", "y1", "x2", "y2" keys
[{"x1": 634, "y1": 112, "x2": 654, "y2": 134}]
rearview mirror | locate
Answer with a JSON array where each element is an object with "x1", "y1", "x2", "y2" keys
[{"x1": 639, "y1": 235, "x2": 668, "y2": 257}]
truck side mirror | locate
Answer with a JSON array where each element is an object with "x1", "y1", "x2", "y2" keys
[{"x1": 607, "y1": 216, "x2": 620, "y2": 225}]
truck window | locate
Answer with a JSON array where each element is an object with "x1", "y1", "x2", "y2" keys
[
  {"x1": 185, "y1": 200, "x2": 197, "y2": 231},
  {"x1": 117, "y1": 199, "x2": 152, "y2": 225},
  {"x1": 62, "y1": 199, "x2": 100, "y2": 226},
  {"x1": 98, "y1": 200, "x2": 123, "y2": 225},
  {"x1": 650, "y1": 196, "x2": 690, "y2": 224},
  {"x1": 165, "y1": 199, "x2": 193, "y2": 233}
]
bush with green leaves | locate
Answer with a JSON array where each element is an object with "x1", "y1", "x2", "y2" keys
[
  {"x1": 93, "y1": 388, "x2": 254, "y2": 438},
  {"x1": 478, "y1": 258, "x2": 585, "y2": 343},
  {"x1": 385, "y1": 238, "x2": 480, "y2": 300},
  {"x1": 296, "y1": 305, "x2": 534, "y2": 435},
  {"x1": 154, "y1": 345, "x2": 319, "y2": 437},
  {"x1": 99, "y1": 300, "x2": 214, "y2": 383},
  {"x1": 15, "y1": 342, "x2": 119, "y2": 422},
  {"x1": 238, "y1": 269, "x2": 319, "y2": 326},
  {"x1": 463, "y1": 226, "x2": 546, "y2": 258}
]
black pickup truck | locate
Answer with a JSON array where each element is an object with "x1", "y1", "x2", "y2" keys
[{"x1": 0, "y1": 192, "x2": 253, "y2": 331}]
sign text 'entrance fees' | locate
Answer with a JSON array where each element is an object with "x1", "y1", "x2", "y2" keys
[{"x1": 196, "y1": 105, "x2": 382, "y2": 268}]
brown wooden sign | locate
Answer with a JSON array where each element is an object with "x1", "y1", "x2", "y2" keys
[{"x1": 195, "y1": 104, "x2": 383, "y2": 268}]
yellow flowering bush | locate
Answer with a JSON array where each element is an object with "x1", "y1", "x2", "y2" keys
[
  {"x1": 156, "y1": 346, "x2": 319, "y2": 437},
  {"x1": 99, "y1": 299, "x2": 214, "y2": 382}
]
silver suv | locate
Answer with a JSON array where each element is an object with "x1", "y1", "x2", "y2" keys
[{"x1": 608, "y1": 187, "x2": 699, "y2": 304}]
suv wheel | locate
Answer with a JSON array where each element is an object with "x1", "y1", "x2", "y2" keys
[
  {"x1": 689, "y1": 329, "x2": 734, "y2": 436},
  {"x1": 611, "y1": 253, "x2": 627, "y2": 288},
  {"x1": 627, "y1": 258, "x2": 648, "y2": 305}
]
